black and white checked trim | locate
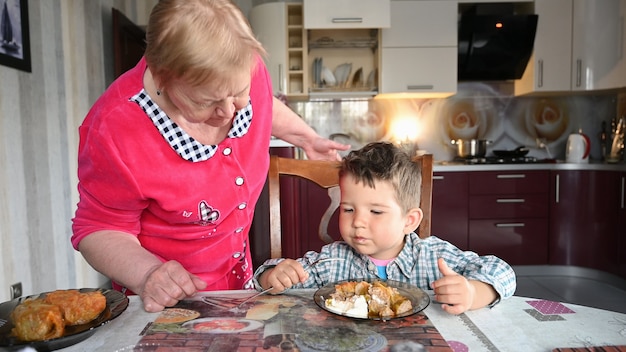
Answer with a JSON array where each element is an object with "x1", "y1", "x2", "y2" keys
[{"x1": 131, "y1": 90, "x2": 253, "y2": 162}]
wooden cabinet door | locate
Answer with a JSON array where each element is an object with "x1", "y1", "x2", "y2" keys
[
  {"x1": 249, "y1": 3, "x2": 287, "y2": 95},
  {"x1": 571, "y1": 0, "x2": 626, "y2": 91},
  {"x1": 467, "y1": 170, "x2": 550, "y2": 265},
  {"x1": 549, "y1": 170, "x2": 620, "y2": 273},
  {"x1": 514, "y1": 0, "x2": 573, "y2": 95},
  {"x1": 381, "y1": 47, "x2": 457, "y2": 95},
  {"x1": 515, "y1": 0, "x2": 626, "y2": 94},
  {"x1": 618, "y1": 172, "x2": 626, "y2": 279},
  {"x1": 380, "y1": 1, "x2": 457, "y2": 96},
  {"x1": 112, "y1": 8, "x2": 145, "y2": 79},
  {"x1": 469, "y1": 218, "x2": 549, "y2": 265},
  {"x1": 304, "y1": 0, "x2": 390, "y2": 29},
  {"x1": 431, "y1": 172, "x2": 469, "y2": 249},
  {"x1": 382, "y1": 1, "x2": 456, "y2": 47}
]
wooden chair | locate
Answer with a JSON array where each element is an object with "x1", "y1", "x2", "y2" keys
[{"x1": 268, "y1": 154, "x2": 433, "y2": 258}]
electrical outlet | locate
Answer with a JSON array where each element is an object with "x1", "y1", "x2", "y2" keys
[{"x1": 10, "y1": 282, "x2": 22, "y2": 300}]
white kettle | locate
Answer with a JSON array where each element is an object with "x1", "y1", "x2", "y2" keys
[{"x1": 566, "y1": 130, "x2": 591, "y2": 163}]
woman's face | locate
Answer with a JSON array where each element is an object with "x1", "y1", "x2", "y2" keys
[{"x1": 166, "y1": 70, "x2": 251, "y2": 127}]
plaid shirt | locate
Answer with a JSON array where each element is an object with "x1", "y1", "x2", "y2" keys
[{"x1": 253, "y1": 232, "x2": 516, "y2": 303}]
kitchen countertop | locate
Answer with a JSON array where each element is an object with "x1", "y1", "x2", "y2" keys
[
  {"x1": 268, "y1": 139, "x2": 625, "y2": 171},
  {"x1": 269, "y1": 138, "x2": 294, "y2": 147},
  {"x1": 433, "y1": 160, "x2": 626, "y2": 172}
]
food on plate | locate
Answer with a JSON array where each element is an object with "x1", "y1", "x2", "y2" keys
[
  {"x1": 43, "y1": 289, "x2": 107, "y2": 325},
  {"x1": 10, "y1": 289, "x2": 107, "y2": 342},
  {"x1": 325, "y1": 280, "x2": 413, "y2": 318},
  {"x1": 154, "y1": 308, "x2": 200, "y2": 324},
  {"x1": 10, "y1": 299, "x2": 65, "y2": 341}
]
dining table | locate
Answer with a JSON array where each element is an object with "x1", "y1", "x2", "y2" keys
[{"x1": 21, "y1": 288, "x2": 626, "y2": 352}]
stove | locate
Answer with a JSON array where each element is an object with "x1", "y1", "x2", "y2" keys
[{"x1": 454, "y1": 156, "x2": 540, "y2": 164}]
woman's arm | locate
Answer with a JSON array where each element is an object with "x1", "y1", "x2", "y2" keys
[{"x1": 78, "y1": 230, "x2": 206, "y2": 312}]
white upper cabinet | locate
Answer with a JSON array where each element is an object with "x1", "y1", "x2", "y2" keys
[
  {"x1": 571, "y1": 0, "x2": 626, "y2": 91},
  {"x1": 249, "y1": 3, "x2": 308, "y2": 99},
  {"x1": 304, "y1": 0, "x2": 391, "y2": 29},
  {"x1": 516, "y1": 0, "x2": 626, "y2": 95},
  {"x1": 382, "y1": 1, "x2": 456, "y2": 47},
  {"x1": 380, "y1": 1, "x2": 458, "y2": 97},
  {"x1": 249, "y1": 2, "x2": 287, "y2": 95}
]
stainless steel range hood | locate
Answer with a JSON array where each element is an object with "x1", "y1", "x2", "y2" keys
[{"x1": 458, "y1": 3, "x2": 538, "y2": 81}]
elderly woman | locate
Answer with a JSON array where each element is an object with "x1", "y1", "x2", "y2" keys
[{"x1": 71, "y1": 0, "x2": 348, "y2": 312}]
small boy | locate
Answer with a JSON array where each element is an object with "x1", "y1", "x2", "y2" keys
[{"x1": 253, "y1": 142, "x2": 516, "y2": 314}]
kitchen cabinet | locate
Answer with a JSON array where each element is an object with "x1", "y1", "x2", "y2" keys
[
  {"x1": 549, "y1": 170, "x2": 621, "y2": 274},
  {"x1": 303, "y1": 0, "x2": 390, "y2": 29},
  {"x1": 617, "y1": 172, "x2": 626, "y2": 279},
  {"x1": 515, "y1": 0, "x2": 626, "y2": 95},
  {"x1": 307, "y1": 28, "x2": 381, "y2": 99},
  {"x1": 468, "y1": 171, "x2": 550, "y2": 265},
  {"x1": 431, "y1": 172, "x2": 469, "y2": 249},
  {"x1": 380, "y1": 1, "x2": 457, "y2": 97},
  {"x1": 250, "y1": 2, "x2": 382, "y2": 100},
  {"x1": 249, "y1": 3, "x2": 308, "y2": 99}
]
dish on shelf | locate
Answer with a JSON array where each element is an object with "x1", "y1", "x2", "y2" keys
[
  {"x1": 350, "y1": 67, "x2": 364, "y2": 88},
  {"x1": 334, "y1": 63, "x2": 352, "y2": 87},
  {"x1": 321, "y1": 66, "x2": 336, "y2": 86},
  {"x1": 366, "y1": 68, "x2": 377, "y2": 89}
]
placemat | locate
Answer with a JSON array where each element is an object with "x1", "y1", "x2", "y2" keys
[{"x1": 134, "y1": 291, "x2": 452, "y2": 351}]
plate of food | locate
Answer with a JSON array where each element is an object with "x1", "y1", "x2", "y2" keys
[
  {"x1": 314, "y1": 279, "x2": 430, "y2": 320},
  {"x1": 182, "y1": 318, "x2": 263, "y2": 334},
  {"x1": 0, "y1": 288, "x2": 129, "y2": 351}
]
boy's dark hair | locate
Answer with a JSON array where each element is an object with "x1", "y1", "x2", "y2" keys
[{"x1": 340, "y1": 142, "x2": 422, "y2": 212}]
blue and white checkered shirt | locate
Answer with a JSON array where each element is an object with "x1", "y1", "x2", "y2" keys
[{"x1": 253, "y1": 232, "x2": 516, "y2": 304}]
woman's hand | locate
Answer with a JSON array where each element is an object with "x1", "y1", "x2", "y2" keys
[
  {"x1": 140, "y1": 260, "x2": 207, "y2": 312},
  {"x1": 303, "y1": 137, "x2": 350, "y2": 161}
]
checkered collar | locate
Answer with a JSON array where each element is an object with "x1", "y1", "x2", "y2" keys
[{"x1": 130, "y1": 89, "x2": 253, "y2": 162}]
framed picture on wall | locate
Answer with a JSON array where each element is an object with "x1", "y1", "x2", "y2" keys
[{"x1": 0, "y1": 0, "x2": 31, "y2": 72}]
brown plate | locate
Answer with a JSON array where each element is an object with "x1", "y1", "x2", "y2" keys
[
  {"x1": 0, "y1": 288, "x2": 129, "y2": 351},
  {"x1": 313, "y1": 279, "x2": 430, "y2": 320}
]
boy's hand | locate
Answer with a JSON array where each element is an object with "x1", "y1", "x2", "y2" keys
[
  {"x1": 432, "y1": 258, "x2": 475, "y2": 315},
  {"x1": 262, "y1": 259, "x2": 308, "y2": 293}
]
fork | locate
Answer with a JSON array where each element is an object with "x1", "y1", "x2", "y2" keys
[
  {"x1": 305, "y1": 257, "x2": 345, "y2": 269},
  {"x1": 231, "y1": 287, "x2": 274, "y2": 308},
  {"x1": 203, "y1": 258, "x2": 347, "y2": 310},
  {"x1": 234, "y1": 258, "x2": 345, "y2": 308}
]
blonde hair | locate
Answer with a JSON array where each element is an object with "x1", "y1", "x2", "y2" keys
[{"x1": 144, "y1": 0, "x2": 266, "y2": 88}]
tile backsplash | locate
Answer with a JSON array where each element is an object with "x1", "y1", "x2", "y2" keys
[{"x1": 290, "y1": 82, "x2": 623, "y2": 162}]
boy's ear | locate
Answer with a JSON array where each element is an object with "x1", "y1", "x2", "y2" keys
[{"x1": 404, "y1": 207, "x2": 423, "y2": 234}]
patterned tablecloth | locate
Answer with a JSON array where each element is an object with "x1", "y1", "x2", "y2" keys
[{"x1": 54, "y1": 290, "x2": 626, "y2": 352}]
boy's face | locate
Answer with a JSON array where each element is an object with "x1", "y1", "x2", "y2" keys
[{"x1": 338, "y1": 174, "x2": 421, "y2": 260}]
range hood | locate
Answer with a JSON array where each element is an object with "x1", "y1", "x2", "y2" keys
[{"x1": 458, "y1": 4, "x2": 538, "y2": 81}]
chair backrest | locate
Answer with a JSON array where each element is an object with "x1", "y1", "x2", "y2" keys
[{"x1": 268, "y1": 154, "x2": 433, "y2": 258}]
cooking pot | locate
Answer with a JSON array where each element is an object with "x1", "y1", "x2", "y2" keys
[{"x1": 451, "y1": 139, "x2": 493, "y2": 158}]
